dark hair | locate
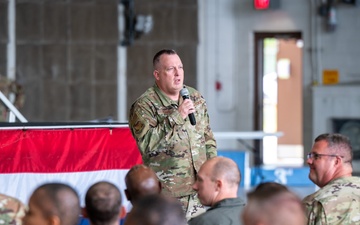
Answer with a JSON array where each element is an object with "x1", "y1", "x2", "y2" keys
[
  {"x1": 85, "y1": 181, "x2": 122, "y2": 225},
  {"x1": 152, "y1": 49, "x2": 177, "y2": 68},
  {"x1": 131, "y1": 194, "x2": 186, "y2": 225},
  {"x1": 315, "y1": 133, "x2": 353, "y2": 162},
  {"x1": 125, "y1": 164, "x2": 146, "y2": 186},
  {"x1": 250, "y1": 182, "x2": 289, "y2": 199},
  {"x1": 125, "y1": 164, "x2": 160, "y2": 203},
  {"x1": 243, "y1": 182, "x2": 304, "y2": 225},
  {"x1": 34, "y1": 183, "x2": 80, "y2": 225}
]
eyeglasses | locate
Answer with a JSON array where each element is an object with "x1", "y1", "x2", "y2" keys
[{"x1": 306, "y1": 152, "x2": 343, "y2": 160}]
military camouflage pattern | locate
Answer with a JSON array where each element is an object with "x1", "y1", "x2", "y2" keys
[
  {"x1": 0, "y1": 193, "x2": 26, "y2": 225},
  {"x1": 302, "y1": 176, "x2": 360, "y2": 225},
  {"x1": 178, "y1": 194, "x2": 206, "y2": 221},
  {"x1": 129, "y1": 84, "x2": 217, "y2": 198}
]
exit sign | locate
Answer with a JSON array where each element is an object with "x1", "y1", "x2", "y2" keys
[{"x1": 254, "y1": 0, "x2": 270, "y2": 10}]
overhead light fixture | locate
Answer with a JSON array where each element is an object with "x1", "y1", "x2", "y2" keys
[{"x1": 120, "y1": 0, "x2": 153, "y2": 46}]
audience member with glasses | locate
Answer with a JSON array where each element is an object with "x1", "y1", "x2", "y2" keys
[{"x1": 302, "y1": 133, "x2": 360, "y2": 225}]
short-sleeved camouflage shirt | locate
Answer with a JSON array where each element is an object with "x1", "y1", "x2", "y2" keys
[
  {"x1": 129, "y1": 84, "x2": 217, "y2": 197},
  {"x1": 303, "y1": 176, "x2": 360, "y2": 225}
]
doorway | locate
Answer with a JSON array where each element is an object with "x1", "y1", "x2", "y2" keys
[{"x1": 254, "y1": 32, "x2": 304, "y2": 166}]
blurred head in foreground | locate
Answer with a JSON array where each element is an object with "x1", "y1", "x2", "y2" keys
[{"x1": 241, "y1": 182, "x2": 306, "y2": 225}]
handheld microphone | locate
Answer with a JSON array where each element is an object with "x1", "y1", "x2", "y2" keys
[{"x1": 180, "y1": 87, "x2": 196, "y2": 126}]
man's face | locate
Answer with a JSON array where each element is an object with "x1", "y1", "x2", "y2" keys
[
  {"x1": 306, "y1": 140, "x2": 337, "y2": 187},
  {"x1": 192, "y1": 162, "x2": 218, "y2": 207},
  {"x1": 23, "y1": 195, "x2": 50, "y2": 225},
  {"x1": 154, "y1": 54, "x2": 184, "y2": 98}
]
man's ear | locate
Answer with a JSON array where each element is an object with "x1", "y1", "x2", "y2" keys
[
  {"x1": 119, "y1": 206, "x2": 127, "y2": 219},
  {"x1": 335, "y1": 156, "x2": 342, "y2": 166},
  {"x1": 81, "y1": 207, "x2": 88, "y2": 218},
  {"x1": 153, "y1": 70, "x2": 160, "y2": 80},
  {"x1": 49, "y1": 215, "x2": 61, "y2": 225},
  {"x1": 215, "y1": 179, "x2": 222, "y2": 191}
]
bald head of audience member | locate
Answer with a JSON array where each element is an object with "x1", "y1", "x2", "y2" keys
[
  {"x1": 23, "y1": 183, "x2": 80, "y2": 225},
  {"x1": 129, "y1": 194, "x2": 187, "y2": 225},
  {"x1": 241, "y1": 182, "x2": 306, "y2": 225},
  {"x1": 125, "y1": 164, "x2": 162, "y2": 205},
  {"x1": 83, "y1": 181, "x2": 126, "y2": 225},
  {"x1": 192, "y1": 156, "x2": 240, "y2": 207}
]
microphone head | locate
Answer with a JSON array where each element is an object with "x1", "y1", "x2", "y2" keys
[{"x1": 180, "y1": 87, "x2": 189, "y2": 97}]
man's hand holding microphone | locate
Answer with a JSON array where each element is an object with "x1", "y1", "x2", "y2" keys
[{"x1": 179, "y1": 87, "x2": 196, "y2": 126}]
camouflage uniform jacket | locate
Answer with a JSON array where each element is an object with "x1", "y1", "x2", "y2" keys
[
  {"x1": 129, "y1": 84, "x2": 217, "y2": 197},
  {"x1": 0, "y1": 193, "x2": 26, "y2": 225},
  {"x1": 302, "y1": 176, "x2": 360, "y2": 225}
]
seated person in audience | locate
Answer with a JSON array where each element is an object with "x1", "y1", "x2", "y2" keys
[
  {"x1": 241, "y1": 182, "x2": 306, "y2": 225},
  {"x1": 0, "y1": 193, "x2": 26, "y2": 225},
  {"x1": 23, "y1": 182, "x2": 81, "y2": 225},
  {"x1": 124, "y1": 164, "x2": 162, "y2": 204},
  {"x1": 123, "y1": 164, "x2": 162, "y2": 225},
  {"x1": 83, "y1": 181, "x2": 126, "y2": 225},
  {"x1": 302, "y1": 133, "x2": 360, "y2": 224},
  {"x1": 129, "y1": 194, "x2": 187, "y2": 225},
  {"x1": 188, "y1": 156, "x2": 246, "y2": 225}
]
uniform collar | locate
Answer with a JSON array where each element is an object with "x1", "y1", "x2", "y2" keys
[{"x1": 153, "y1": 84, "x2": 184, "y2": 107}]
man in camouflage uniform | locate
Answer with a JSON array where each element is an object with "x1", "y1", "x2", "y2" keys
[
  {"x1": 302, "y1": 133, "x2": 360, "y2": 225},
  {"x1": 0, "y1": 193, "x2": 26, "y2": 225},
  {"x1": 128, "y1": 49, "x2": 217, "y2": 220}
]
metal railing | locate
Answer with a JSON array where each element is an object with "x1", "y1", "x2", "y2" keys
[{"x1": 0, "y1": 91, "x2": 27, "y2": 122}]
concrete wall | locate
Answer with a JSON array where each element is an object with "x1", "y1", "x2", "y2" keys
[
  {"x1": 126, "y1": 0, "x2": 198, "y2": 113},
  {"x1": 1, "y1": 0, "x2": 119, "y2": 121}
]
